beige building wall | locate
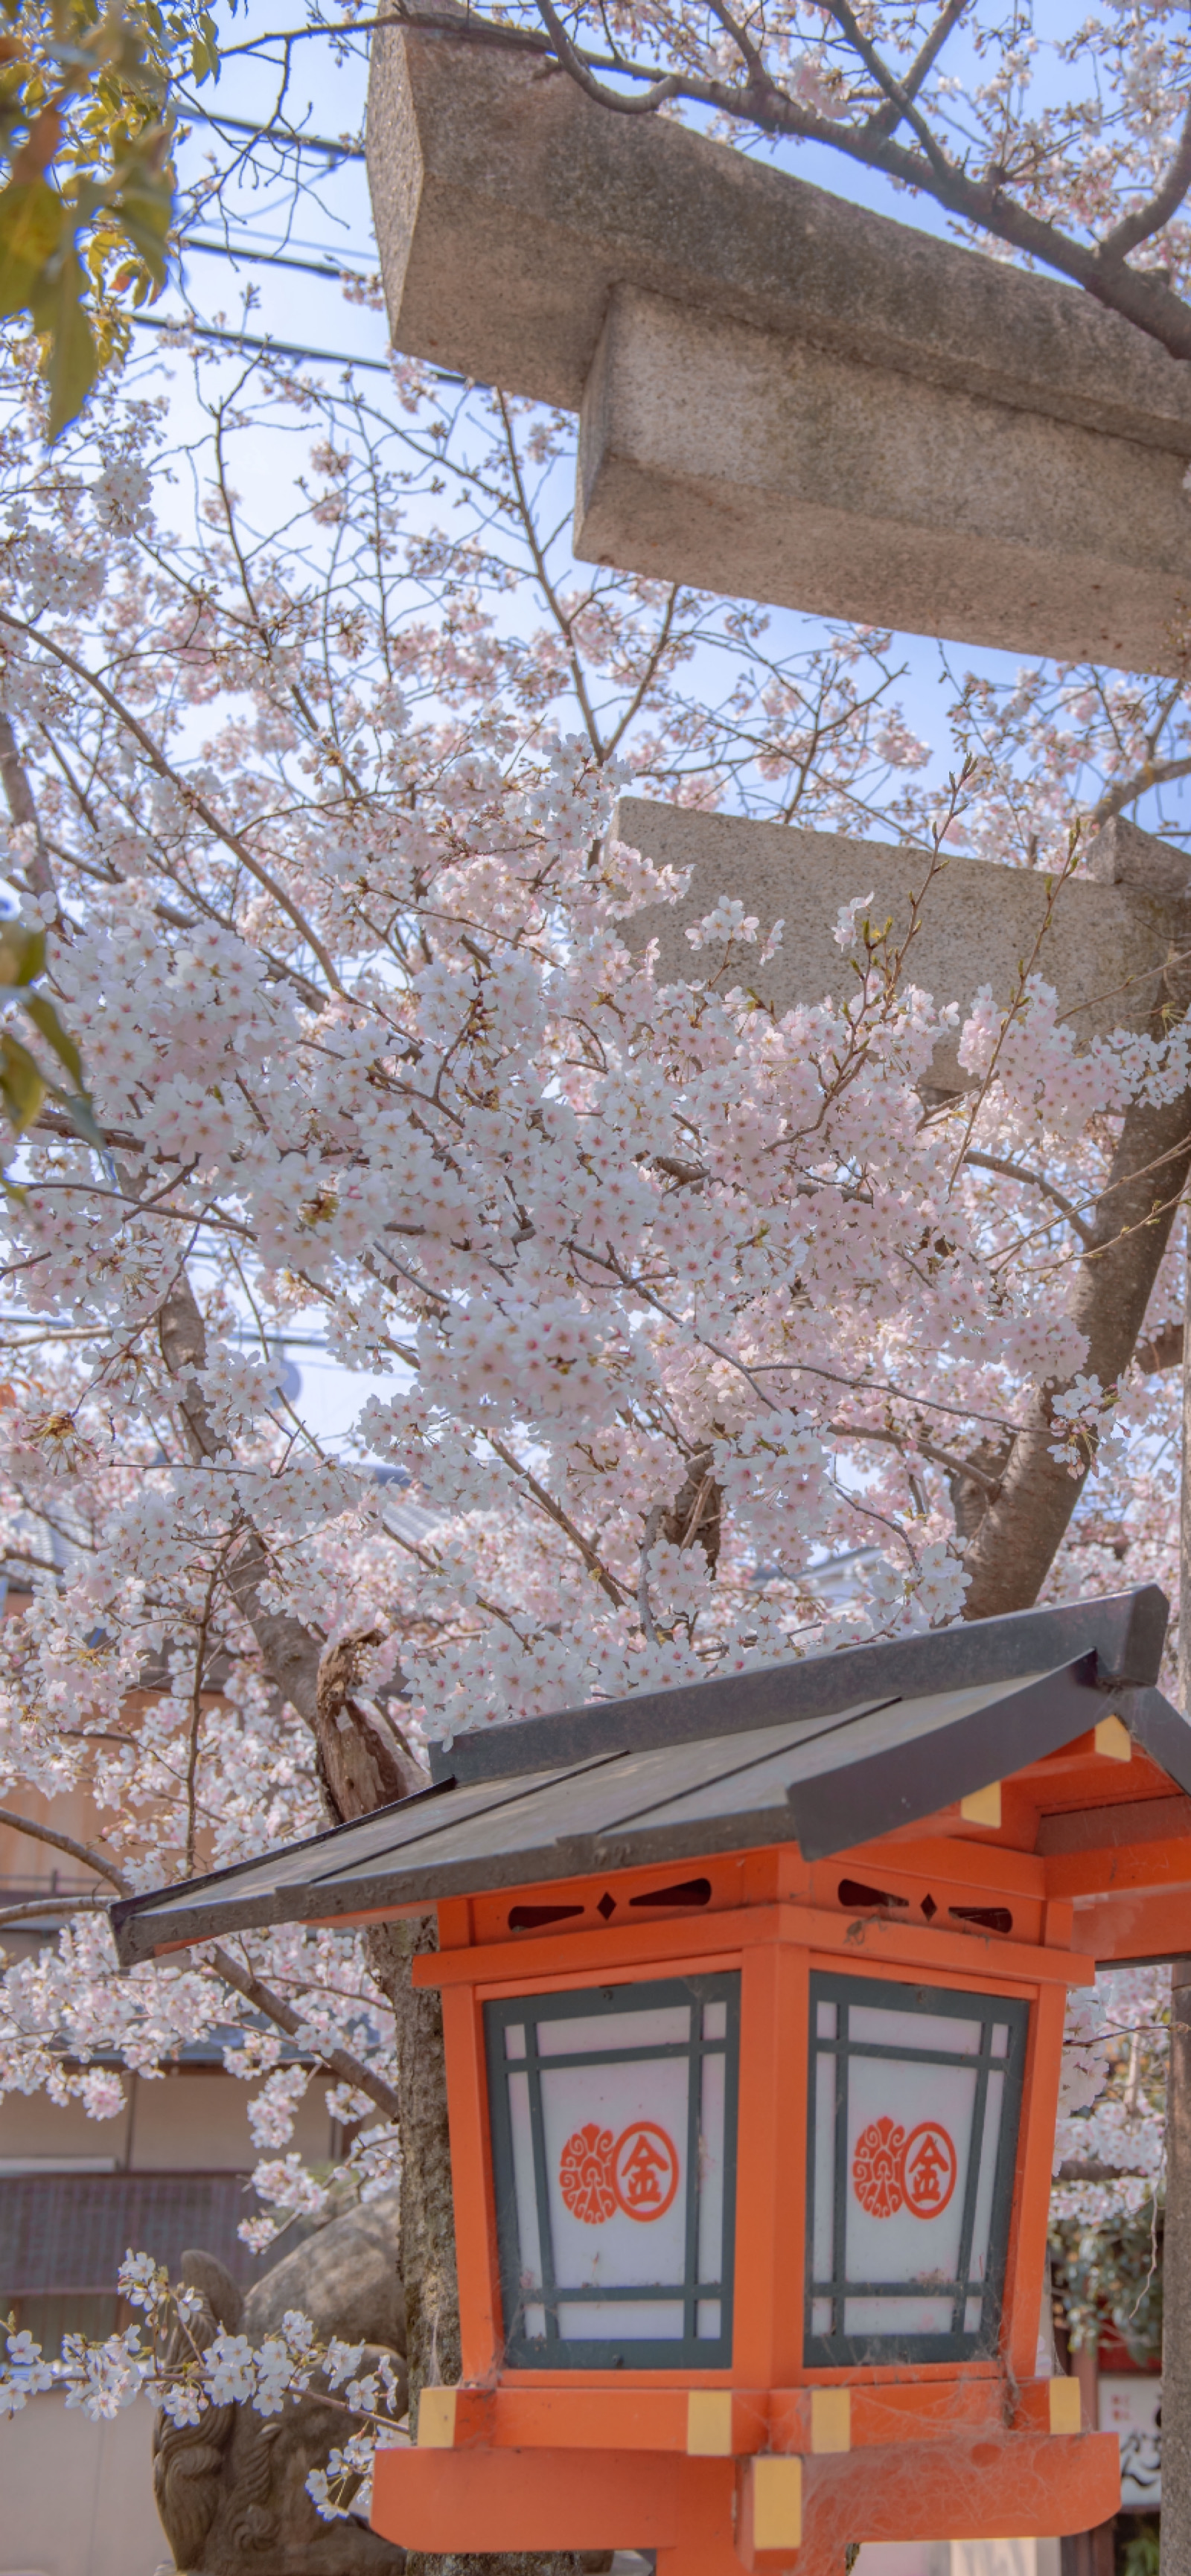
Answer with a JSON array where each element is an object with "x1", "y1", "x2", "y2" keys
[
  {"x1": 0, "y1": 2391, "x2": 163, "y2": 2576},
  {"x1": 0, "y1": 2065, "x2": 336, "y2": 2173}
]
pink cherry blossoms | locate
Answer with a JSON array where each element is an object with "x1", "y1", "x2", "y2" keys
[{"x1": 0, "y1": 185, "x2": 1183, "y2": 2383}]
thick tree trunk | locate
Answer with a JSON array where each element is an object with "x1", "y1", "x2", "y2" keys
[
  {"x1": 365, "y1": 1931, "x2": 598, "y2": 2576},
  {"x1": 1160, "y1": 1275, "x2": 1191, "y2": 2576},
  {"x1": 1161, "y1": 1965, "x2": 1191, "y2": 2573},
  {"x1": 156, "y1": 1276, "x2": 596, "y2": 2572},
  {"x1": 962, "y1": 1071, "x2": 1191, "y2": 1618},
  {"x1": 368, "y1": 1918, "x2": 462, "y2": 2400}
]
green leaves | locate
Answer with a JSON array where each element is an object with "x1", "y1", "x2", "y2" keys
[
  {"x1": 31, "y1": 234, "x2": 96, "y2": 438},
  {"x1": 0, "y1": 0, "x2": 196, "y2": 439},
  {"x1": 0, "y1": 920, "x2": 45, "y2": 986},
  {"x1": 189, "y1": 9, "x2": 218, "y2": 84},
  {"x1": 109, "y1": 138, "x2": 172, "y2": 290},
  {"x1": 0, "y1": 914, "x2": 103, "y2": 1153},
  {"x1": 0, "y1": 1022, "x2": 45, "y2": 1132},
  {"x1": 0, "y1": 174, "x2": 63, "y2": 315}
]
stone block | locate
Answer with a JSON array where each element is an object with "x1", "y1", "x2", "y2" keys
[
  {"x1": 367, "y1": 23, "x2": 1191, "y2": 671},
  {"x1": 613, "y1": 794, "x2": 1190, "y2": 1088},
  {"x1": 577, "y1": 288, "x2": 1191, "y2": 671}
]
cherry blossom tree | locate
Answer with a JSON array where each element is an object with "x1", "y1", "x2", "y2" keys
[{"x1": 1, "y1": 3, "x2": 1191, "y2": 2527}]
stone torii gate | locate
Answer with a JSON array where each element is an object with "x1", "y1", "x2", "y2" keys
[
  {"x1": 613, "y1": 796, "x2": 1191, "y2": 1089},
  {"x1": 365, "y1": 15, "x2": 1191, "y2": 1048},
  {"x1": 367, "y1": 16, "x2": 1191, "y2": 676}
]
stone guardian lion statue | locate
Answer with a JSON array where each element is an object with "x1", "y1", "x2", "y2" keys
[{"x1": 153, "y1": 2190, "x2": 408, "y2": 2576}]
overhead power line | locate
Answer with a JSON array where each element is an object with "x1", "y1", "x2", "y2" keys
[
  {"x1": 179, "y1": 107, "x2": 366, "y2": 161},
  {"x1": 179, "y1": 232, "x2": 374, "y2": 283},
  {"x1": 130, "y1": 310, "x2": 466, "y2": 388},
  {"x1": 132, "y1": 311, "x2": 397, "y2": 376}
]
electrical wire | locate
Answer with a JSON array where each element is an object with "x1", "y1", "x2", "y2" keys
[
  {"x1": 177, "y1": 106, "x2": 365, "y2": 161},
  {"x1": 179, "y1": 232, "x2": 373, "y2": 282},
  {"x1": 130, "y1": 308, "x2": 466, "y2": 385},
  {"x1": 131, "y1": 311, "x2": 397, "y2": 375}
]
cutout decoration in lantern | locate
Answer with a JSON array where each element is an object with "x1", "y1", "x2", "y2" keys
[{"x1": 112, "y1": 1584, "x2": 1191, "y2": 2576}]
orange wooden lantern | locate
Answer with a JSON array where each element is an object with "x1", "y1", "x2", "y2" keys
[{"x1": 113, "y1": 1584, "x2": 1191, "y2": 2576}]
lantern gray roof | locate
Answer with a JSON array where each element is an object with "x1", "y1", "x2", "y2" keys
[{"x1": 110, "y1": 1585, "x2": 1184, "y2": 1967}]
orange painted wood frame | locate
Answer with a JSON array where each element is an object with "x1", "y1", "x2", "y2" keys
[
  {"x1": 371, "y1": 2432, "x2": 1121, "y2": 2569},
  {"x1": 432, "y1": 1851, "x2": 1079, "y2": 2397}
]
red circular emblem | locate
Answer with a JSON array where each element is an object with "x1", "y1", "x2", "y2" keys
[
  {"x1": 612, "y1": 2120, "x2": 680, "y2": 2220},
  {"x1": 852, "y1": 2115, "x2": 957, "y2": 2220},
  {"x1": 852, "y1": 2115, "x2": 907, "y2": 2217},
  {"x1": 901, "y1": 2120, "x2": 958, "y2": 2218},
  {"x1": 558, "y1": 2121, "x2": 616, "y2": 2224},
  {"x1": 558, "y1": 2118, "x2": 680, "y2": 2224}
]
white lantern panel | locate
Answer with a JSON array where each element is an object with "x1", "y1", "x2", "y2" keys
[
  {"x1": 811, "y1": 2050, "x2": 835, "y2": 2281},
  {"x1": 966, "y1": 2069, "x2": 1006, "y2": 2287},
  {"x1": 558, "y1": 2298, "x2": 687, "y2": 2339},
  {"x1": 805, "y1": 1970, "x2": 1027, "y2": 2368},
  {"x1": 844, "y1": 2295, "x2": 954, "y2": 2336},
  {"x1": 540, "y1": 2052, "x2": 691, "y2": 2291},
  {"x1": 508, "y1": 2069, "x2": 546, "y2": 2295},
  {"x1": 697, "y1": 2050, "x2": 727, "y2": 2281},
  {"x1": 845, "y1": 2049, "x2": 979, "y2": 2286},
  {"x1": 849, "y1": 2002, "x2": 983, "y2": 2055},
  {"x1": 539, "y1": 2003, "x2": 691, "y2": 2054},
  {"x1": 488, "y1": 1971, "x2": 740, "y2": 2368}
]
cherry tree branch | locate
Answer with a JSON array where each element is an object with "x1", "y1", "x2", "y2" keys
[
  {"x1": 963, "y1": 1149, "x2": 1096, "y2": 1248},
  {"x1": 205, "y1": 1938, "x2": 401, "y2": 2121},
  {"x1": 385, "y1": 9, "x2": 1191, "y2": 363},
  {"x1": 0, "y1": 713, "x2": 59, "y2": 913},
  {"x1": 0, "y1": 1804, "x2": 123, "y2": 1886},
  {"x1": 1099, "y1": 97, "x2": 1191, "y2": 265},
  {"x1": 0, "y1": 613, "x2": 346, "y2": 996},
  {"x1": 0, "y1": 1804, "x2": 402, "y2": 2119}
]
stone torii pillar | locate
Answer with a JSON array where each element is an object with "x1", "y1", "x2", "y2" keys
[{"x1": 367, "y1": 18, "x2": 1191, "y2": 675}]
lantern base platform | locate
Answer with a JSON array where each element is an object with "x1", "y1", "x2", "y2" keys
[{"x1": 371, "y1": 2432, "x2": 1119, "y2": 2572}]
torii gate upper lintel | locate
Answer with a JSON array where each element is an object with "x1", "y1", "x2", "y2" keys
[{"x1": 366, "y1": 19, "x2": 1191, "y2": 678}]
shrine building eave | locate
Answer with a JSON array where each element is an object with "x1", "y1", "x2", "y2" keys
[{"x1": 109, "y1": 1587, "x2": 1184, "y2": 1967}]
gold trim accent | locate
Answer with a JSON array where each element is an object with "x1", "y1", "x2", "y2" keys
[
  {"x1": 960, "y1": 1781, "x2": 1002, "y2": 1827},
  {"x1": 418, "y1": 2387, "x2": 458, "y2": 2448},
  {"x1": 1049, "y1": 2378, "x2": 1083, "y2": 2437},
  {"x1": 686, "y1": 2391, "x2": 734, "y2": 2455},
  {"x1": 751, "y1": 2456, "x2": 802, "y2": 2550},
  {"x1": 810, "y1": 2387, "x2": 852, "y2": 2453}
]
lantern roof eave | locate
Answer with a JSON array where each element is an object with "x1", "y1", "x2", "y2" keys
[{"x1": 109, "y1": 1586, "x2": 1186, "y2": 1968}]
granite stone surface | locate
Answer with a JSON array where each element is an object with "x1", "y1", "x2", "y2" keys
[
  {"x1": 576, "y1": 288, "x2": 1191, "y2": 671},
  {"x1": 613, "y1": 795, "x2": 1191, "y2": 1088},
  {"x1": 368, "y1": 22, "x2": 1191, "y2": 670}
]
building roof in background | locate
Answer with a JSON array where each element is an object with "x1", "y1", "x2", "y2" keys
[{"x1": 0, "y1": 2170, "x2": 278, "y2": 2296}]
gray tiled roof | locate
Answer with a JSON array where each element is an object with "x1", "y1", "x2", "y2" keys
[
  {"x1": 110, "y1": 1587, "x2": 1182, "y2": 1966},
  {"x1": 0, "y1": 2170, "x2": 274, "y2": 2295}
]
